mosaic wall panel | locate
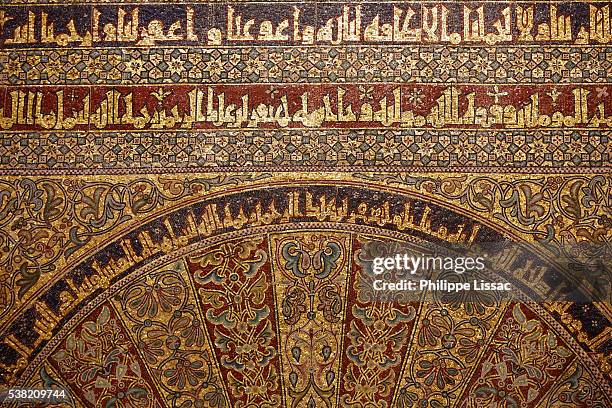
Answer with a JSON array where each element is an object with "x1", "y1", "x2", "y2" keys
[{"x1": 0, "y1": 1, "x2": 609, "y2": 407}]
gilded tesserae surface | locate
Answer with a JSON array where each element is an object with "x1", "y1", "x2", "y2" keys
[{"x1": 0, "y1": 1, "x2": 610, "y2": 407}]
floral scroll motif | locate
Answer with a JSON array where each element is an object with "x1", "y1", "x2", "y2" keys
[
  {"x1": 353, "y1": 173, "x2": 611, "y2": 253},
  {"x1": 399, "y1": 278, "x2": 505, "y2": 407},
  {"x1": 0, "y1": 173, "x2": 270, "y2": 312},
  {"x1": 271, "y1": 233, "x2": 350, "y2": 407},
  {"x1": 462, "y1": 303, "x2": 574, "y2": 407},
  {"x1": 543, "y1": 363, "x2": 609, "y2": 407},
  {"x1": 341, "y1": 238, "x2": 417, "y2": 407},
  {"x1": 355, "y1": 236, "x2": 507, "y2": 408},
  {"x1": 187, "y1": 237, "x2": 281, "y2": 407},
  {"x1": 354, "y1": 173, "x2": 612, "y2": 301},
  {"x1": 50, "y1": 304, "x2": 158, "y2": 407},
  {"x1": 113, "y1": 262, "x2": 228, "y2": 408},
  {"x1": 279, "y1": 236, "x2": 344, "y2": 324},
  {"x1": 21, "y1": 366, "x2": 77, "y2": 407}
]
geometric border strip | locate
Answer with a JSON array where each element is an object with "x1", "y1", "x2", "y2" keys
[
  {"x1": 0, "y1": 129, "x2": 608, "y2": 170},
  {"x1": 2, "y1": 45, "x2": 612, "y2": 85}
]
